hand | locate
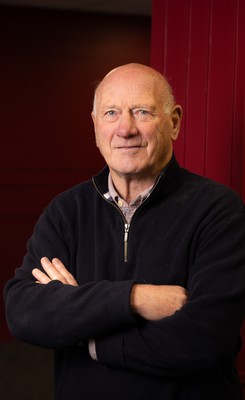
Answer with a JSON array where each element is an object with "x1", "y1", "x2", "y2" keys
[
  {"x1": 32, "y1": 257, "x2": 78, "y2": 286},
  {"x1": 130, "y1": 284, "x2": 188, "y2": 321}
]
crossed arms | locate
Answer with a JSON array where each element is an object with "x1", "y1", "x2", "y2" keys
[{"x1": 33, "y1": 257, "x2": 188, "y2": 321}]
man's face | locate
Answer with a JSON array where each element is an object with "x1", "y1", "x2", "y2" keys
[{"x1": 92, "y1": 67, "x2": 181, "y2": 181}]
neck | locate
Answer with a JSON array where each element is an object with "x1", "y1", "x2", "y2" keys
[{"x1": 110, "y1": 171, "x2": 157, "y2": 203}]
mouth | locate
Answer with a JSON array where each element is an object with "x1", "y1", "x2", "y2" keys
[
  {"x1": 114, "y1": 145, "x2": 144, "y2": 149},
  {"x1": 117, "y1": 146, "x2": 139, "y2": 149},
  {"x1": 114, "y1": 146, "x2": 143, "y2": 154}
]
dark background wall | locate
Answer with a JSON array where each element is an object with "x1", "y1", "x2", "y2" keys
[{"x1": 0, "y1": 5, "x2": 151, "y2": 340}]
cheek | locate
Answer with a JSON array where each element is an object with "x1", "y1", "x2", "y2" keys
[
  {"x1": 95, "y1": 130, "x2": 112, "y2": 153},
  {"x1": 147, "y1": 129, "x2": 165, "y2": 150},
  {"x1": 148, "y1": 131, "x2": 171, "y2": 161}
]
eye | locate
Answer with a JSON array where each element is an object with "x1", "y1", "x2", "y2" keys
[
  {"x1": 106, "y1": 110, "x2": 116, "y2": 116},
  {"x1": 102, "y1": 110, "x2": 119, "y2": 122},
  {"x1": 133, "y1": 109, "x2": 153, "y2": 121},
  {"x1": 135, "y1": 109, "x2": 149, "y2": 115}
]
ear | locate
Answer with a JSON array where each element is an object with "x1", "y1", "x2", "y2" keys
[
  {"x1": 170, "y1": 105, "x2": 182, "y2": 141},
  {"x1": 91, "y1": 112, "x2": 98, "y2": 147},
  {"x1": 91, "y1": 111, "x2": 96, "y2": 125}
]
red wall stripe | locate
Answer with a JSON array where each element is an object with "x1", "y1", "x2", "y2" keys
[
  {"x1": 151, "y1": 0, "x2": 245, "y2": 393},
  {"x1": 151, "y1": 0, "x2": 245, "y2": 194}
]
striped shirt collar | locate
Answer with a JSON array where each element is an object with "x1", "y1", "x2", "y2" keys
[{"x1": 103, "y1": 174, "x2": 154, "y2": 223}]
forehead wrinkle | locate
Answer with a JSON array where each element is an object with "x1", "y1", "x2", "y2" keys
[
  {"x1": 99, "y1": 88, "x2": 157, "y2": 109},
  {"x1": 102, "y1": 102, "x2": 155, "y2": 110}
]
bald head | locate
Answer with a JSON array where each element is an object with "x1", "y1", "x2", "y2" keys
[
  {"x1": 93, "y1": 63, "x2": 175, "y2": 116},
  {"x1": 91, "y1": 62, "x2": 182, "y2": 184}
]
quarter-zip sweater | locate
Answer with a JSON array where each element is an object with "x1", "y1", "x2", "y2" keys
[{"x1": 4, "y1": 157, "x2": 245, "y2": 400}]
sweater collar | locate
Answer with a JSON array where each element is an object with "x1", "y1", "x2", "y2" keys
[{"x1": 92, "y1": 154, "x2": 184, "y2": 200}]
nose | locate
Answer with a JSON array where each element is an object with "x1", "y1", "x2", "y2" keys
[{"x1": 116, "y1": 111, "x2": 138, "y2": 137}]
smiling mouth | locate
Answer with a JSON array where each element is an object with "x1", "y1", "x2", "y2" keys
[{"x1": 115, "y1": 145, "x2": 143, "y2": 149}]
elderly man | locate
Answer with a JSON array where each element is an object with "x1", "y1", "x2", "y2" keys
[{"x1": 4, "y1": 63, "x2": 245, "y2": 399}]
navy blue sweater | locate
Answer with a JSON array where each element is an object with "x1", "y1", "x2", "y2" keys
[{"x1": 4, "y1": 157, "x2": 245, "y2": 399}]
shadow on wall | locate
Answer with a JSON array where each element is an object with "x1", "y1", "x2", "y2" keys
[{"x1": 0, "y1": 341, "x2": 54, "y2": 400}]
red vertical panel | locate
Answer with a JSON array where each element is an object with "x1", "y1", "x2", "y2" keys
[
  {"x1": 237, "y1": 0, "x2": 245, "y2": 377},
  {"x1": 151, "y1": 0, "x2": 245, "y2": 393},
  {"x1": 151, "y1": 0, "x2": 244, "y2": 190},
  {"x1": 243, "y1": 101, "x2": 245, "y2": 202},
  {"x1": 151, "y1": 0, "x2": 166, "y2": 72},
  {"x1": 205, "y1": 0, "x2": 236, "y2": 185},
  {"x1": 231, "y1": 0, "x2": 245, "y2": 194},
  {"x1": 163, "y1": 0, "x2": 190, "y2": 166},
  {"x1": 152, "y1": 0, "x2": 190, "y2": 166},
  {"x1": 184, "y1": 0, "x2": 210, "y2": 175}
]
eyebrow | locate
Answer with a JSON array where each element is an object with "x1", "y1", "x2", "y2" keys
[
  {"x1": 101, "y1": 104, "x2": 156, "y2": 111},
  {"x1": 132, "y1": 104, "x2": 156, "y2": 111}
]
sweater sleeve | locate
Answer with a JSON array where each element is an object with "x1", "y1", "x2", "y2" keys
[
  {"x1": 4, "y1": 196, "x2": 136, "y2": 349},
  {"x1": 95, "y1": 192, "x2": 245, "y2": 376}
]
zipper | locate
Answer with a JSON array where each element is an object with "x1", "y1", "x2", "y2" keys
[
  {"x1": 92, "y1": 174, "x2": 162, "y2": 263},
  {"x1": 93, "y1": 177, "x2": 129, "y2": 262},
  {"x1": 121, "y1": 175, "x2": 161, "y2": 262},
  {"x1": 124, "y1": 223, "x2": 130, "y2": 262}
]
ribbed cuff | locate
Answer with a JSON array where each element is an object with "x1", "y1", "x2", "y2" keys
[
  {"x1": 88, "y1": 338, "x2": 98, "y2": 361},
  {"x1": 96, "y1": 330, "x2": 125, "y2": 369}
]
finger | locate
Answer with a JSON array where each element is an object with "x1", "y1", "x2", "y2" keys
[
  {"x1": 52, "y1": 258, "x2": 78, "y2": 286},
  {"x1": 40, "y1": 257, "x2": 68, "y2": 284},
  {"x1": 32, "y1": 268, "x2": 51, "y2": 284}
]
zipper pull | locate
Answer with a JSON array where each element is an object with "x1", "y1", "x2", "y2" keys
[{"x1": 124, "y1": 223, "x2": 130, "y2": 262}]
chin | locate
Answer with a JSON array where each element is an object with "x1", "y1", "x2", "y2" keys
[{"x1": 111, "y1": 165, "x2": 140, "y2": 176}]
